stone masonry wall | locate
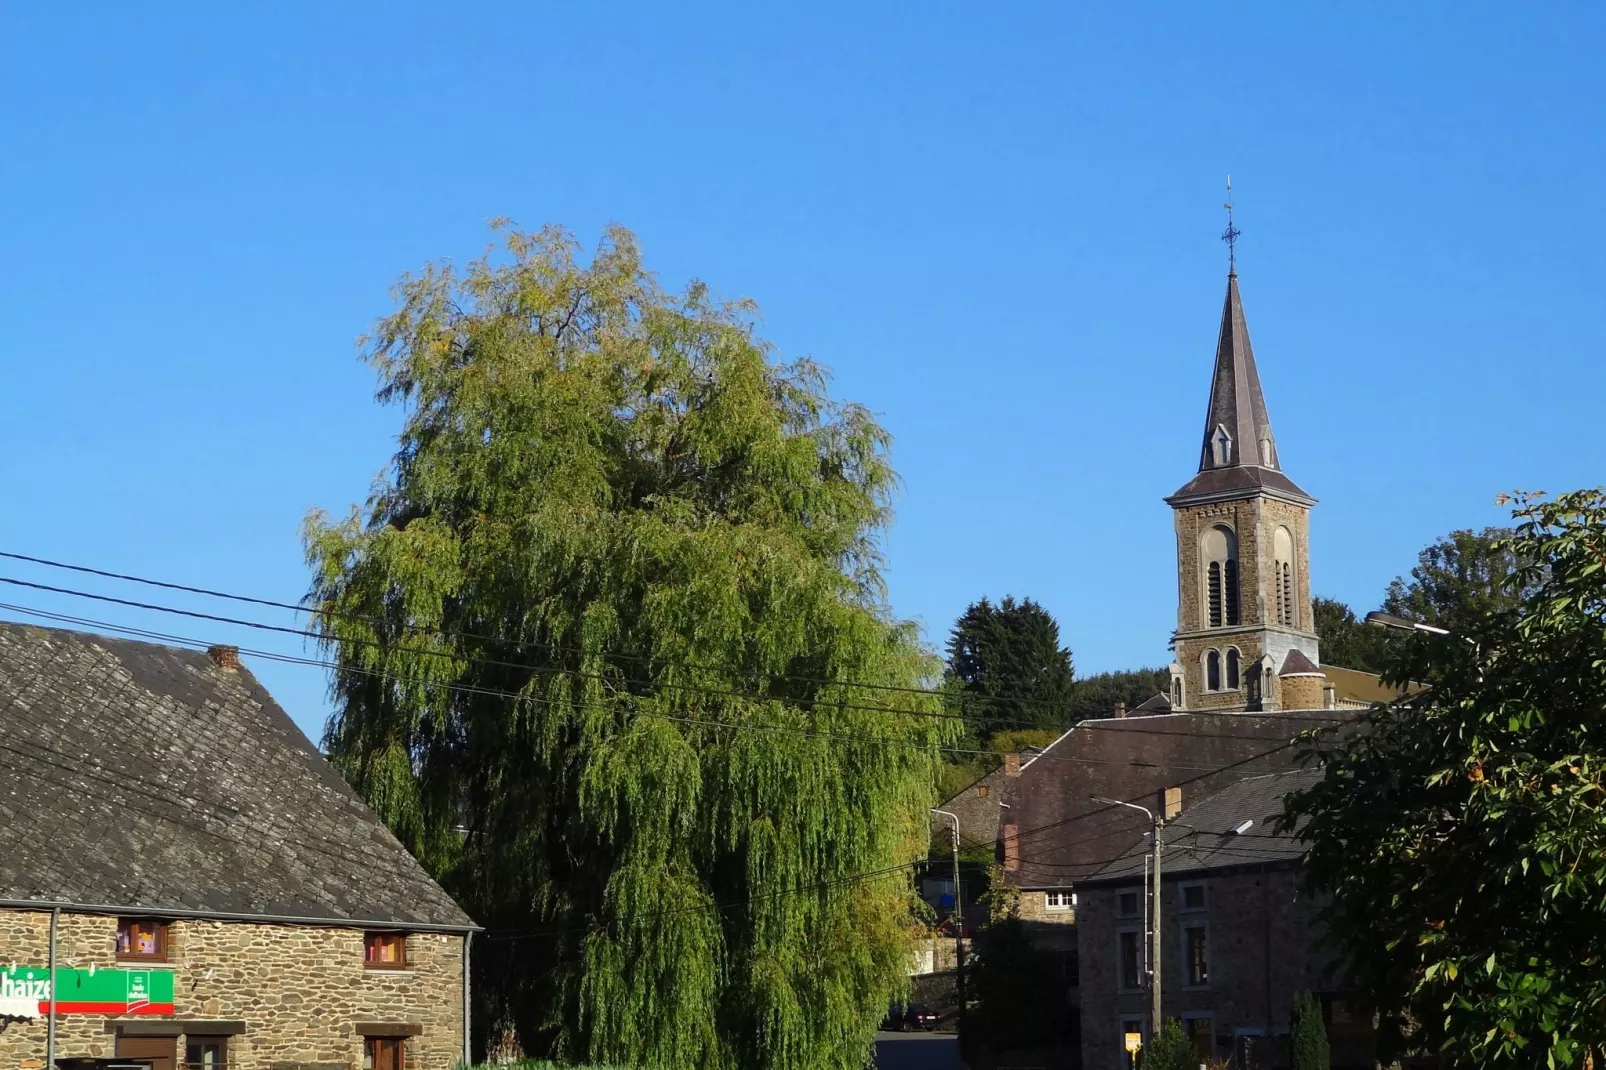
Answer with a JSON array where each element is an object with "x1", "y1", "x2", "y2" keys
[
  {"x1": 1077, "y1": 868, "x2": 1355, "y2": 1070},
  {"x1": 0, "y1": 909, "x2": 464, "y2": 1070}
]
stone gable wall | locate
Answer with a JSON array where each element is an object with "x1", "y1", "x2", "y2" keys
[{"x1": 0, "y1": 909, "x2": 464, "y2": 1070}]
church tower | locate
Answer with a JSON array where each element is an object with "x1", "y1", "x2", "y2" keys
[{"x1": 1165, "y1": 269, "x2": 1321, "y2": 712}]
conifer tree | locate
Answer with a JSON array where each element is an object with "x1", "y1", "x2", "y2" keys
[
  {"x1": 946, "y1": 595, "x2": 1075, "y2": 739},
  {"x1": 304, "y1": 222, "x2": 950, "y2": 1070},
  {"x1": 1291, "y1": 991, "x2": 1330, "y2": 1070}
]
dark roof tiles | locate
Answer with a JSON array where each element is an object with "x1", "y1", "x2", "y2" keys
[{"x1": 0, "y1": 622, "x2": 474, "y2": 930}]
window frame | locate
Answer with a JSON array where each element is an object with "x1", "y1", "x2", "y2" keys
[
  {"x1": 1181, "y1": 920, "x2": 1210, "y2": 988},
  {"x1": 1225, "y1": 647, "x2": 1241, "y2": 690},
  {"x1": 363, "y1": 1036, "x2": 405, "y2": 1070},
  {"x1": 185, "y1": 1035, "x2": 229, "y2": 1070},
  {"x1": 1116, "y1": 926, "x2": 1144, "y2": 992},
  {"x1": 1182, "y1": 1013, "x2": 1215, "y2": 1061},
  {"x1": 1044, "y1": 891, "x2": 1074, "y2": 912},
  {"x1": 1179, "y1": 881, "x2": 1207, "y2": 913},
  {"x1": 363, "y1": 931, "x2": 410, "y2": 970},
  {"x1": 1116, "y1": 889, "x2": 1141, "y2": 918},
  {"x1": 116, "y1": 918, "x2": 170, "y2": 963},
  {"x1": 1205, "y1": 649, "x2": 1221, "y2": 691}
]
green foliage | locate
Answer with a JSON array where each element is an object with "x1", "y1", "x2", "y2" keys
[
  {"x1": 1311, "y1": 596, "x2": 1392, "y2": 674},
  {"x1": 304, "y1": 223, "x2": 952, "y2": 1070},
  {"x1": 1137, "y1": 1019, "x2": 1195, "y2": 1070},
  {"x1": 1291, "y1": 991, "x2": 1330, "y2": 1070},
  {"x1": 1285, "y1": 491, "x2": 1606, "y2": 1068},
  {"x1": 946, "y1": 596, "x2": 1075, "y2": 739},
  {"x1": 1382, "y1": 526, "x2": 1534, "y2": 629},
  {"x1": 1067, "y1": 667, "x2": 1171, "y2": 719},
  {"x1": 962, "y1": 919, "x2": 1076, "y2": 1053}
]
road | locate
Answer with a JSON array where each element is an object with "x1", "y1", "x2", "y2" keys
[{"x1": 874, "y1": 1030, "x2": 962, "y2": 1070}]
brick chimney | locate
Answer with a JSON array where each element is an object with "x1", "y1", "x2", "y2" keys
[
  {"x1": 1003, "y1": 752, "x2": 1021, "y2": 778},
  {"x1": 1002, "y1": 822, "x2": 1019, "y2": 871},
  {"x1": 1162, "y1": 785, "x2": 1183, "y2": 821},
  {"x1": 1114, "y1": 701, "x2": 1126, "y2": 719},
  {"x1": 207, "y1": 645, "x2": 241, "y2": 673}
]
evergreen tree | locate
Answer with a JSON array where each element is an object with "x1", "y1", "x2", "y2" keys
[
  {"x1": 1311, "y1": 596, "x2": 1391, "y2": 674},
  {"x1": 304, "y1": 223, "x2": 951, "y2": 1070},
  {"x1": 1067, "y1": 667, "x2": 1171, "y2": 718},
  {"x1": 1291, "y1": 991, "x2": 1330, "y2": 1070},
  {"x1": 945, "y1": 595, "x2": 1075, "y2": 739}
]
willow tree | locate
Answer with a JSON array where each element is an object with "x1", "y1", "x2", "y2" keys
[{"x1": 303, "y1": 223, "x2": 949, "y2": 1070}]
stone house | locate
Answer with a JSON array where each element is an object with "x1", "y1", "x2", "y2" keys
[
  {"x1": 0, "y1": 623, "x2": 476, "y2": 1070},
  {"x1": 1075, "y1": 770, "x2": 1373, "y2": 1070}
]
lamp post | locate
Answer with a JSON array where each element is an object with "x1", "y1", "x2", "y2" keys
[
  {"x1": 1094, "y1": 796, "x2": 1163, "y2": 1036},
  {"x1": 1365, "y1": 611, "x2": 1483, "y2": 681},
  {"x1": 930, "y1": 808, "x2": 964, "y2": 1025}
]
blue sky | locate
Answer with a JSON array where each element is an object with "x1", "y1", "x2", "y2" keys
[{"x1": 3, "y1": 4, "x2": 1603, "y2": 740}]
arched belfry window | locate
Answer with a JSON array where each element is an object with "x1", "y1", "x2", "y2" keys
[
  {"x1": 1273, "y1": 526, "x2": 1297, "y2": 627},
  {"x1": 1202, "y1": 525, "x2": 1240, "y2": 628},
  {"x1": 1226, "y1": 648, "x2": 1241, "y2": 690},
  {"x1": 1206, "y1": 649, "x2": 1222, "y2": 691}
]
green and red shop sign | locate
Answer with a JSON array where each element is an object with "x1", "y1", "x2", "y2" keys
[{"x1": 0, "y1": 966, "x2": 175, "y2": 1016}]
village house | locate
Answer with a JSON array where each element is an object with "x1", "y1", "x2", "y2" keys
[
  {"x1": 0, "y1": 622, "x2": 476, "y2": 1070},
  {"x1": 1075, "y1": 770, "x2": 1373, "y2": 1070}
]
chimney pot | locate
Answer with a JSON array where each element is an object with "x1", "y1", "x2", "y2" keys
[
  {"x1": 1114, "y1": 701, "x2": 1126, "y2": 718},
  {"x1": 1003, "y1": 752, "x2": 1021, "y2": 778},
  {"x1": 208, "y1": 645, "x2": 241, "y2": 673}
]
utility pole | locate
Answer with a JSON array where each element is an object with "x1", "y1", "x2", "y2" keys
[
  {"x1": 930, "y1": 809, "x2": 964, "y2": 1026},
  {"x1": 1094, "y1": 797, "x2": 1164, "y2": 1035}
]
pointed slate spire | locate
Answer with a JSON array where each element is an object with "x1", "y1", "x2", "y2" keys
[
  {"x1": 1200, "y1": 271, "x2": 1277, "y2": 473},
  {"x1": 1166, "y1": 272, "x2": 1313, "y2": 505}
]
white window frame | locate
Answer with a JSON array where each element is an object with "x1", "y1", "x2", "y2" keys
[{"x1": 1044, "y1": 890, "x2": 1074, "y2": 912}]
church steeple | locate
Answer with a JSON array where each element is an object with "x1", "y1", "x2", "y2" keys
[
  {"x1": 1167, "y1": 272, "x2": 1313, "y2": 508},
  {"x1": 1164, "y1": 255, "x2": 1321, "y2": 714}
]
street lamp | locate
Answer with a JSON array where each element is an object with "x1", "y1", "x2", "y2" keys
[
  {"x1": 1093, "y1": 796, "x2": 1164, "y2": 1034},
  {"x1": 1364, "y1": 611, "x2": 1450, "y2": 636},
  {"x1": 930, "y1": 808, "x2": 965, "y2": 1025}
]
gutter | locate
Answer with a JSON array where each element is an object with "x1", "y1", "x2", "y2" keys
[{"x1": 0, "y1": 899, "x2": 481, "y2": 935}]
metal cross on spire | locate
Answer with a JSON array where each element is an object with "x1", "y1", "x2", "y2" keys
[{"x1": 1222, "y1": 175, "x2": 1241, "y2": 274}]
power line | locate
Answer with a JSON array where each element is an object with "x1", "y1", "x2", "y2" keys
[
  {"x1": 0, "y1": 598, "x2": 1351, "y2": 774},
  {"x1": 0, "y1": 548, "x2": 1124, "y2": 724}
]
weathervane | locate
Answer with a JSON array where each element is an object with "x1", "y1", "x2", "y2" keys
[{"x1": 1222, "y1": 175, "x2": 1240, "y2": 274}]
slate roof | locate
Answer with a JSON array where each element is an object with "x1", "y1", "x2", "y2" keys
[
  {"x1": 1279, "y1": 649, "x2": 1321, "y2": 675},
  {"x1": 1166, "y1": 272, "x2": 1313, "y2": 506},
  {"x1": 0, "y1": 621, "x2": 475, "y2": 930},
  {"x1": 1083, "y1": 767, "x2": 1322, "y2": 884},
  {"x1": 1002, "y1": 710, "x2": 1352, "y2": 889}
]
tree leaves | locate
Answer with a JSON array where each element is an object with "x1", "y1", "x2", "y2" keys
[
  {"x1": 305, "y1": 223, "x2": 950, "y2": 1070},
  {"x1": 1286, "y1": 491, "x2": 1606, "y2": 1068}
]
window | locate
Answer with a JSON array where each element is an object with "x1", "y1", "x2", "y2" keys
[
  {"x1": 1207, "y1": 562, "x2": 1223, "y2": 627},
  {"x1": 1201, "y1": 525, "x2": 1239, "y2": 627},
  {"x1": 364, "y1": 932, "x2": 408, "y2": 969},
  {"x1": 1180, "y1": 883, "x2": 1207, "y2": 912},
  {"x1": 1212, "y1": 424, "x2": 1232, "y2": 466},
  {"x1": 185, "y1": 1037, "x2": 227, "y2": 1070},
  {"x1": 1206, "y1": 650, "x2": 1221, "y2": 691},
  {"x1": 1117, "y1": 890, "x2": 1140, "y2": 918},
  {"x1": 363, "y1": 1037, "x2": 405, "y2": 1070},
  {"x1": 1184, "y1": 1015, "x2": 1214, "y2": 1060},
  {"x1": 1184, "y1": 923, "x2": 1209, "y2": 986},
  {"x1": 1224, "y1": 558, "x2": 1240, "y2": 624},
  {"x1": 116, "y1": 918, "x2": 168, "y2": 962},
  {"x1": 1121, "y1": 1017, "x2": 1146, "y2": 1070},
  {"x1": 1225, "y1": 648, "x2": 1240, "y2": 690},
  {"x1": 1274, "y1": 526, "x2": 1296, "y2": 626},
  {"x1": 1045, "y1": 891, "x2": 1073, "y2": 911},
  {"x1": 1118, "y1": 929, "x2": 1143, "y2": 990}
]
